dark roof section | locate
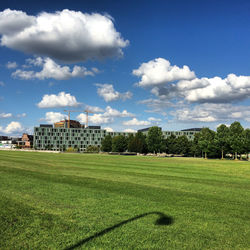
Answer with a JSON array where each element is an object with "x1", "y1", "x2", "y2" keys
[
  {"x1": 87, "y1": 126, "x2": 101, "y2": 129},
  {"x1": 181, "y1": 128, "x2": 202, "y2": 132},
  {"x1": 138, "y1": 127, "x2": 162, "y2": 132},
  {"x1": 40, "y1": 124, "x2": 53, "y2": 128}
]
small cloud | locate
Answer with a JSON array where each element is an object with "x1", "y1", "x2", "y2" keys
[
  {"x1": 0, "y1": 112, "x2": 12, "y2": 118},
  {"x1": 96, "y1": 83, "x2": 132, "y2": 102},
  {"x1": 6, "y1": 61, "x2": 18, "y2": 69},
  {"x1": 148, "y1": 117, "x2": 162, "y2": 122},
  {"x1": 0, "y1": 81, "x2": 5, "y2": 86},
  {"x1": 37, "y1": 92, "x2": 81, "y2": 108},
  {"x1": 104, "y1": 127, "x2": 114, "y2": 132},
  {"x1": 123, "y1": 118, "x2": 150, "y2": 126},
  {"x1": 123, "y1": 128, "x2": 136, "y2": 133},
  {"x1": 85, "y1": 105, "x2": 104, "y2": 113},
  {"x1": 12, "y1": 57, "x2": 98, "y2": 80},
  {"x1": 16, "y1": 113, "x2": 26, "y2": 118}
]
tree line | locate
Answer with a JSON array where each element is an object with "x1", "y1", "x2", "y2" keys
[{"x1": 101, "y1": 121, "x2": 250, "y2": 160}]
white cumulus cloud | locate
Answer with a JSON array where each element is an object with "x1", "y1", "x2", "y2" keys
[
  {"x1": 40, "y1": 112, "x2": 67, "y2": 124},
  {"x1": 0, "y1": 112, "x2": 12, "y2": 118},
  {"x1": 0, "y1": 121, "x2": 24, "y2": 135},
  {"x1": 16, "y1": 113, "x2": 26, "y2": 118},
  {"x1": 76, "y1": 106, "x2": 134, "y2": 125},
  {"x1": 37, "y1": 92, "x2": 80, "y2": 108},
  {"x1": 77, "y1": 113, "x2": 113, "y2": 125},
  {"x1": 96, "y1": 83, "x2": 132, "y2": 102},
  {"x1": 85, "y1": 105, "x2": 104, "y2": 113},
  {"x1": 123, "y1": 118, "x2": 151, "y2": 126},
  {"x1": 0, "y1": 9, "x2": 129, "y2": 63},
  {"x1": 172, "y1": 103, "x2": 250, "y2": 123},
  {"x1": 123, "y1": 128, "x2": 137, "y2": 133},
  {"x1": 103, "y1": 106, "x2": 134, "y2": 117},
  {"x1": 6, "y1": 61, "x2": 18, "y2": 69},
  {"x1": 133, "y1": 58, "x2": 195, "y2": 87},
  {"x1": 177, "y1": 74, "x2": 250, "y2": 103},
  {"x1": 104, "y1": 127, "x2": 114, "y2": 132},
  {"x1": 12, "y1": 57, "x2": 97, "y2": 80},
  {"x1": 148, "y1": 117, "x2": 162, "y2": 122}
]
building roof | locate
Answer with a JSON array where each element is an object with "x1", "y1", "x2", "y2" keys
[{"x1": 181, "y1": 128, "x2": 202, "y2": 131}]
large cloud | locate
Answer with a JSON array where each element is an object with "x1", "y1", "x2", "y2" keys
[
  {"x1": 96, "y1": 83, "x2": 132, "y2": 102},
  {"x1": 133, "y1": 58, "x2": 195, "y2": 87},
  {"x1": 40, "y1": 112, "x2": 67, "y2": 124},
  {"x1": 177, "y1": 74, "x2": 250, "y2": 103},
  {"x1": 77, "y1": 106, "x2": 134, "y2": 125},
  {"x1": 0, "y1": 121, "x2": 24, "y2": 135},
  {"x1": 0, "y1": 9, "x2": 129, "y2": 62},
  {"x1": 172, "y1": 103, "x2": 250, "y2": 123},
  {"x1": 12, "y1": 57, "x2": 97, "y2": 80},
  {"x1": 37, "y1": 92, "x2": 80, "y2": 108}
]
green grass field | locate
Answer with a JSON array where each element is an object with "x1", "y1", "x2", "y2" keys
[{"x1": 0, "y1": 151, "x2": 249, "y2": 249}]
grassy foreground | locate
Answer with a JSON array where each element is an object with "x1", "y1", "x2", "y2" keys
[{"x1": 0, "y1": 151, "x2": 249, "y2": 249}]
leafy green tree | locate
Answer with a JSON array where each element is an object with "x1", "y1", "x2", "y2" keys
[
  {"x1": 86, "y1": 145, "x2": 100, "y2": 152},
  {"x1": 229, "y1": 121, "x2": 244, "y2": 160},
  {"x1": 166, "y1": 134, "x2": 177, "y2": 154},
  {"x1": 190, "y1": 133, "x2": 202, "y2": 157},
  {"x1": 127, "y1": 134, "x2": 135, "y2": 152},
  {"x1": 147, "y1": 126, "x2": 163, "y2": 153},
  {"x1": 243, "y1": 128, "x2": 250, "y2": 160},
  {"x1": 175, "y1": 135, "x2": 191, "y2": 155},
  {"x1": 112, "y1": 135, "x2": 127, "y2": 152},
  {"x1": 128, "y1": 132, "x2": 148, "y2": 153},
  {"x1": 137, "y1": 131, "x2": 148, "y2": 153},
  {"x1": 215, "y1": 124, "x2": 230, "y2": 159},
  {"x1": 198, "y1": 128, "x2": 216, "y2": 159},
  {"x1": 101, "y1": 135, "x2": 112, "y2": 152}
]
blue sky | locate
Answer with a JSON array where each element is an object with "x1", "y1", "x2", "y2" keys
[{"x1": 1, "y1": 0, "x2": 250, "y2": 135}]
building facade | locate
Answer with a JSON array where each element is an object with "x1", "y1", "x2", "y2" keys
[{"x1": 33, "y1": 121, "x2": 201, "y2": 152}]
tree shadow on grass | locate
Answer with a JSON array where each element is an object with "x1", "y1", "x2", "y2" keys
[{"x1": 64, "y1": 211, "x2": 173, "y2": 250}]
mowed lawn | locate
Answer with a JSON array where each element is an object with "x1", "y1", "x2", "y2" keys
[{"x1": 0, "y1": 151, "x2": 249, "y2": 249}]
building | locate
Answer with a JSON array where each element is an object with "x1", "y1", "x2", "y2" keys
[
  {"x1": 17, "y1": 133, "x2": 34, "y2": 148},
  {"x1": 54, "y1": 119, "x2": 82, "y2": 128},
  {"x1": 33, "y1": 121, "x2": 201, "y2": 152},
  {"x1": 138, "y1": 127, "x2": 201, "y2": 140},
  {"x1": 0, "y1": 136, "x2": 20, "y2": 149}
]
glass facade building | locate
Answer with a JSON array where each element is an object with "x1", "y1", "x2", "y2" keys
[{"x1": 33, "y1": 124, "x2": 200, "y2": 151}]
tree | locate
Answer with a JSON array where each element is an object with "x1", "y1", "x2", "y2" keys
[
  {"x1": 128, "y1": 132, "x2": 148, "y2": 153},
  {"x1": 147, "y1": 126, "x2": 163, "y2": 153},
  {"x1": 215, "y1": 124, "x2": 230, "y2": 159},
  {"x1": 166, "y1": 134, "x2": 177, "y2": 154},
  {"x1": 101, "y1": 135, "x2": 112, "y2": 152},
  {"x1": 198, "y1": 128, "x2": 215, "y2": 159},
  {"x1": 112, "y1": 135, "x2": 127, "y2": 152},
  {"x1": 86, "y1": 145, "x2": 100, "y2": 152},
  {"x1": 127, "y1": 134, "x2": 135, "y2": 152},
  {"x1": 175, "y1": 135, "x2": 191, "y2": 155},
  {"x1": 229, "y1": 121, "x2": 244, "y2": 160},
  {"x1": 190, "y1": 133, "x2": 202, "y2": 157},
  {"x1": 243, "y1": 128, "x2": 250, "y2": 160}
]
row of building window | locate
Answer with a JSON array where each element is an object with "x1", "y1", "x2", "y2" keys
[{"x1": 35, "y1": 128, "x2": 104, "y2": 133}]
